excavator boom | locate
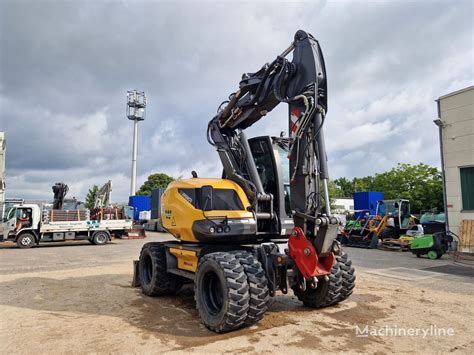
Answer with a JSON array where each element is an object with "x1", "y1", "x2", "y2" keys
[{"x1": 208, "y1": 30, "x2": 337, "y2": 253}]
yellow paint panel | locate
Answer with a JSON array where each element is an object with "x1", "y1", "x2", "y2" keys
[
  {"x1": 169, "y1": 247, "x2": 198, "y2": 272},
  {"x1": 161, "y1": 178, "x2": 254, "y2": 243}
]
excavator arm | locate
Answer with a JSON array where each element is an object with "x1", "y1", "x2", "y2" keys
[
  {"x1": 94, "y1": 180, "x2": 112, "y2": 209},
  {"x1": 52, "y1": 182, "x2": 69, "y2": 210},
  {"x1": 208, "y1": 30, "x2": 337, "y2": 253}
]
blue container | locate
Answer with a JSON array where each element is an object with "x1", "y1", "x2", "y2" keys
[
  {"x1": 128, "y1": 195, "x2": 151, "y2": 221},
  {"x1": 353, "y1": 192, "x2": 384, "y2": 219}
]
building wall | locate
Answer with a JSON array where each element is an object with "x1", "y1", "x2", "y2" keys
[
  {"x1": 333, "y1": 198, "x2": 354, "y2": 214},
  {"x1": 438, "y1": 86, "x2": 474, "y2": 251}
]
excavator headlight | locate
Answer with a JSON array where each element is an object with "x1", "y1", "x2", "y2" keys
[
  {"x1": 224, "y1": 226, "x2": 231, "y2": 233},
  {"x1": 209, "y1": 227, "x2": 215, "y2": 233},
  {"x1": 216, "y1": 226, "x2": 223, "y2": 233}
]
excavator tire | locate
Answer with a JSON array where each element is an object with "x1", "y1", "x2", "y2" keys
[
  {"x1": 336, "y1": 252, "x2": 356, "y2": 302},
  {"x1": 292, "y1": 261, "x2": 343, "y2": 308},
  {"x1": 195, "y1": 252, "x2": 250, "y2": 332},
  {"x1": 231, "y1": 251, "x2": 269, "y2": 326},
  {"x1": 139, "y1": 242, "x2": 183, "y2": 296}
]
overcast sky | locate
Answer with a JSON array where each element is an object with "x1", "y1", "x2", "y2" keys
[{"x1": 1, "y1": 0, "x2": 473, "y2": 202}]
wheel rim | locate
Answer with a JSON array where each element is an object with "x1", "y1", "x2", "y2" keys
[
  {"x1": 142, "y1": 253, "x2": 153, "y2": 285},
  {"x1": 427, "y1": 250, "x2": 438, "y2": 260},
  {"x1": 96, "y1": 233, "x2": 107, "y2": 243},
  {"x1": 202, "y1": 270, "x2": 224, "y2": 316},
  {"x1": 21, "y1": 236, "x2": 32, "y2": 245}
]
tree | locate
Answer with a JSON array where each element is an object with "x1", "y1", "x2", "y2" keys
[
  {"x1": 85, "y1": 185, "x2": 99, "y2": 209},
  {"x1": 370, "y1": 163, "x2": 443, "y2": 213},
  {"x1": 331, "y1": 163, "x2": 443, "y2": 214},
  {"x1": 137, "y1": 173, "x2": 174, "y2": 196},
  {"x1": 319, "y1": 180, "x2": 342, "y2": 211},
  {"x1": 333, "y1": 177, "x2": 354, "y2": 198},
  {"x1": 352, "y1": 176, "x2": 375, "y2": 192}
]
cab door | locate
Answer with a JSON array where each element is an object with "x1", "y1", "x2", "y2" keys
[{"x1": 2, "y1": 207, "x2": 17, "y2": 239}]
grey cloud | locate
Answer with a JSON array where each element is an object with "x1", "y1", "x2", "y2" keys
[{"x1": 1, "y1": 0, "x2": 473, "y2": 201}]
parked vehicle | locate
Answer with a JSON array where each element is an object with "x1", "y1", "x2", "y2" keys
[
  {"x1": 0, "y1": 203, "x2": 132, "y2": 248},
  {"x1": 338, "y1": 199, "x2": 418, "y2": 248},
  {"x1": 410, "y1": 232, "x2": 453, "y2": 259}
]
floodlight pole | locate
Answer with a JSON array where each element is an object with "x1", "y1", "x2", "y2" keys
[
  {"x1": 127, "y1": 90, "x2": 146, "y2": 196},
  {"x1": 130, "y1": 119, "x2": 139, "y2": 196}
]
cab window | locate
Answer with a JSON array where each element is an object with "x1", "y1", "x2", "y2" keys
[{"x1": 179, "y1": 188, "x2": 244, "y2": 211}]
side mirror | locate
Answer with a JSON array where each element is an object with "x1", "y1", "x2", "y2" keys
[{"x1": 201, "y1": 185, "x2": 214, "y2": 211}]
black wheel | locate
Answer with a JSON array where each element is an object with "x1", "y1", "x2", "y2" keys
[
  {"x1": 379, "y1": 227, "x2": 399, "y2": 240},
  {"x1": 436, "y1": 253, "x2": 443, "y2": 259},
  {"x1": 92, "y1": 231, "x2": 110, "y2": 245},
  {"x1": 195, "y1": 252, "x2": 250, "y2": 332},
  {"x1": 139, "y1": 243, "x2": 183, "y2": 296},
  {"x1": 16, "y1": 233, "x2": 35, "y2": 249},
  {"x1": 336, "y1": 252, "x2": 356, "y2": 302},
  {"x1": 416, "y1": 253, "x2": 421, "y2": 258},
  {"x1": 231, "y1": 251, "x2": 269, "y2": 326},
  {"x1": 292, "y1": 260, "x2": 342, "y2": 308}
]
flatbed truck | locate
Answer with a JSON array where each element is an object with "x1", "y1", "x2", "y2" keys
[{"x1": 0, "y1": 203, "x2": 133, "y2": 248}]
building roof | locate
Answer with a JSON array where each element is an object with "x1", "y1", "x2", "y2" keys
[{"x1": 437, "y1": 86, "x2": 474, "y2": 101}]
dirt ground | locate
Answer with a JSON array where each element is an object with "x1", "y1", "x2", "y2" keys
[{"x1": 1, "y1": 236, "x2": 473, "y2": 353}]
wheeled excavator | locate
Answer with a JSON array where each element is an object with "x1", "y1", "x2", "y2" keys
[{"x1": 136, "y1": 30, "x2": 356, "y2": 332}]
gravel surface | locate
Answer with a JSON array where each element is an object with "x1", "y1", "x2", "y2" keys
[{"x1": 1, "y1": 232, "x2": 472, "y2": 353}]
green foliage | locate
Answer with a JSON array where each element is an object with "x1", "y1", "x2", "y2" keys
[
  {"x1": 332, "y1": 163, "x2": 443, "y2": 213},
  {"x1": 85, "y1": 185, "x2": 99, "y2": 209},
  {"x1": 371, "y1": 163, "x2": 443, "y2": 213},
  {"x1": 320, "y1": 180, "x2": 341, "y2": 212},
  {"x1": 333, "y1": 177, "x2": 353, "y2": 198},
  {"x1": 137, "y1": 173, "x2": 174, "y2": 196}
]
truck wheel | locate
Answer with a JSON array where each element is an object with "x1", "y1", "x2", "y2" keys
[
  {"x1": 16, "y1": 233, "x2": 35, "y2": 249},
  {"x1": 195, "y1": 252, "x2": 250, "y2": 332},
  {"x1": 292, "y1": 260, "x2": 342, "y2": 308},
  {"x1": 231, "y1": 251, "x2": 269, "y2": 326},
  {"x1": 92, "y1": 231, "x2": 110, "y2": 245},
  {"x1": 336, "y1": 252, "x2": 356, "y2": 302},
  {"x1": 139, "y1": 243, "x2": 183, "y2": 296}
]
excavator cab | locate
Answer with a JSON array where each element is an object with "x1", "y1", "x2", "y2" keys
[{"x1": 248, "y1": 136, "x2": 293, "y2": 236}]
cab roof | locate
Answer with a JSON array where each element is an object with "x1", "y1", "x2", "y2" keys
[{"x1": 169, "y1": 178, "x2": 242, "y2": 190}]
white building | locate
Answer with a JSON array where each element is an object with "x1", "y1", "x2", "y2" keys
[
  {"x1": 435, "y1": 86, "x2": 474, "y2": 252},
  {"x1": 333, "y1": 198, "x2": 354, "y2": 214}
]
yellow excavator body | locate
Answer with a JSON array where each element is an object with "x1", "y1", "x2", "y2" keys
[{"x1": 161, "y1": 178, "x2": 255, "y2": 243}]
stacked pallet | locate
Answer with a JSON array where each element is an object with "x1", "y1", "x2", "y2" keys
[
  {"x1": 89, "y1": 208, "x2": 127, "y2": 221},
  {"x1": 459, "y1": 220, "x2": 474, "y2": 253},
  {"x1": 381, "y1": 238, "x2": 411, "y2": 251},
  {"x1": 42, "y1": 209, "x2": 90, "y2": 223}
]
